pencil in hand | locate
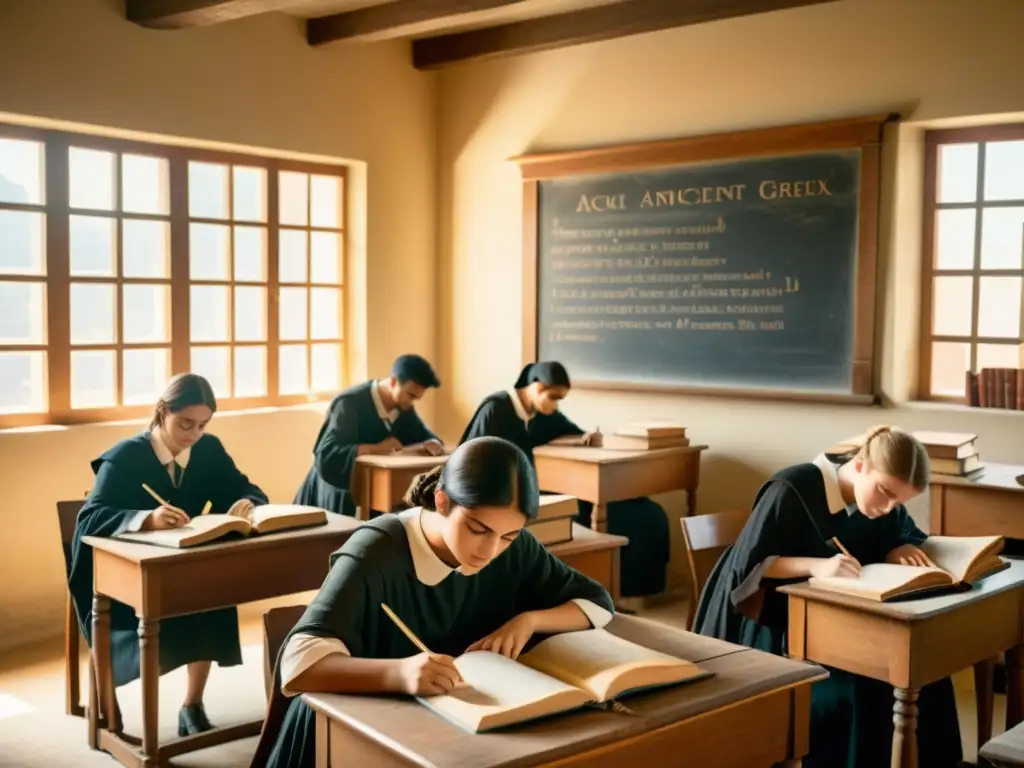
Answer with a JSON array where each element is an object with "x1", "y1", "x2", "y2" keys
[
  {"x1": 381, "y1": 603, "x2": 464, "y2": 685},
  {"x1": 831, "y1": 537, "x2": 852, "y2": 558}
]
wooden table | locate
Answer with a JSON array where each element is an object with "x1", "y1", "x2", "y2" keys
[
  {"x1": 84, "y1": 513, "x2": 362, "y2": 767},
  {"x1": 548, "y1": 524, "x2": 628, "y2": 601},
  {"x1": 929, "y1": 462, "x2": 1024, "y2": 537},
  {"x1": 780, "y1": 560, "x2": 1024, "y2": 768},
  {"x1": 533, "y1": 445, "x2": 707, "y2": 533},
  {"x1": 304, "y1": 614, "x2": 825, "y2": 767},
  {"x1": 352, "y1": 453, "x2": 448, "y2": 520}
]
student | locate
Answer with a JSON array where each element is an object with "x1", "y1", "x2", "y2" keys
[
  {"x1": 293, "y1": 353, "x2": 444, "y2": 517},
  {"x1": 693, "y1": 425, "x2": 962, "y2": 768},
  {"x1": 68, "y1": 373, "x2": 268, "y2": 736},
  {"x1": 458, "y1": 361, "x2": 670, "y2": 598},
  {"x1": 252, "y1": 436, "x2": 614, "y2": 768}
]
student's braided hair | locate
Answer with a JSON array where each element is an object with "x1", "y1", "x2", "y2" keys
[
  {"x1": 402, "y1": 436, "x2": 539, "y2": 519},
  {"x1": 850, "y1": 425, "x2": 930, "y2": 491}
]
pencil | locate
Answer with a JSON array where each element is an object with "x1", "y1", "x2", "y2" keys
[
  {"x1": 831, "y1": 537, "x2": 852, "y2": 557},
  {"x1": 200, "y1": 501, "x2": 212, "y2": 516},
  {"x1": 141, "y1": 483, "x2": 170, "y2": 507},
  {"x1": 381, "y1": 603, "x2": 431, "y2": 655}
]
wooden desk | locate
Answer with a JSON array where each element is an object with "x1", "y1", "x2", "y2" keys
[
  {"x1": 533, "y1": 445, "x2": 707, "y2": 533},
  {"x1": 780, "y1": 561, "x2": 1024, "y2": 768},
  {"x1": 352, "y1": 454, "x2": 448, "y2": 521},
  {"x1": 929, "y1": 462, "x2": 1024, "y2": 538},
  {"x1": 304, "y1": 614, "x2": 825, "y2": 767},
  {"x1": 84, "y1": 513, "x2": 361, "y2": 768},
  {"x1": 548, "y1": 524, "x2": 628, "y2": 601}
]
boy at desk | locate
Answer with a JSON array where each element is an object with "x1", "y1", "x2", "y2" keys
[
  {"x1": 293, "y1": 353, "x2": 444, "y2": 517},
  {"x1": 693, "y1": 425, "x2": 963, "y2": 768},
  {"x1": 253, "y1": 436, "x2": 614, "y2": 768},
  {"x1": 68, "y1": 373, "x2": 268, "y2": 736},
  {"x1": 458, "y1": 360, "x2": 669, "y2": 598}
]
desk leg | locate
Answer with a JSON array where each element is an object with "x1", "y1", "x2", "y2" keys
[
  {"x1": 685, "y1": 488, "x2": 698, "y2": 516},
  {"x1": 591, "y1": 503, "x2": 608, "y2": 533},
  {"x1": 138, "y1": 619, "x2": 160, "y2": 766},
  {"x1": 357, "y1": 467, "x2": 371, "y2": 522},
  {"x1": 1007, "y1": 645, "x2": 1024, "y2": 730},
  {"x1": 975, "y1": 657, "x2": 995, "y2": 748},
  {"x1": 892, "y1": 687, "x2": 919, "y2": 768},
  {"x1": 91, "y1": 595, "x2": 123, "y2": 736}
]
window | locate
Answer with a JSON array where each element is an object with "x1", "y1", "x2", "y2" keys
[
  {"x1": 921, "y1": 125, "x2": 1024, "y2": 401},
  {"x1": 0, "y1": 124, "x2": 346, "y2": 428}
]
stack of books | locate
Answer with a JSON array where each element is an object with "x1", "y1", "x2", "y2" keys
[
  {"x1": 526, "y1": 494, "x2": 579, "y2": 546},
  {"x1": 912, "y1": 431, "x2": 983, "y2": 478},
  {"x1": 966, "y1": 367, "x2": 1024, "y2": 409},
  {"x1": 601, "y1": 421, "x2": 689, "y2": 450}
]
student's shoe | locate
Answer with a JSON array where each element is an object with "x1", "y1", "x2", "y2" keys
[{"x1": 177, "y1": 703, "x2": 215, "y2": 736}]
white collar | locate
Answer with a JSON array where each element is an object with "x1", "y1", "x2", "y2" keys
[
  {"x1": 812, "y1": 453, "x2": 852, "y2": 515},
  {"x1": 507, "y1": 389, "x2": 533, "y2": 424},
  {"x1": 397, "y1": 508, "x2": 483, "y2": 585},
  {"x1": 150, "y1": 429, "x2": 190, "y2": 470},
  {"x1": 370, "y1": 380, "x2": 399, "y2": 425}
]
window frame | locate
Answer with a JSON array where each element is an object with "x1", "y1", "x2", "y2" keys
[
  {"x1": 0, "y1": 122, "x2": 348, "y2": 429},
  {"x1": 919, "y1": 123, "x2": 1024, "y2": 403}
]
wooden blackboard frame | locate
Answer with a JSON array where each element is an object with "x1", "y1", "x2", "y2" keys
[{"x1": 514, "y1": 114, "x2": 896, "y2": 406}]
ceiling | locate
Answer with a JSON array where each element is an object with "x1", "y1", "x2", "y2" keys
[{"x1": 125, "y1": 0, "x2": 842, "y2": 70}]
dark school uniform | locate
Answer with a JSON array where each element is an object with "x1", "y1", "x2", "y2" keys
[
  {"x1": 68, "y1": 430, "x2": 268, "y2": 687},
  {"x1": 251, "y1": 510, "x2": 615, "y2": 768},
  {"x1": 458, "y1": 390, "x2": 670, "y2": 597},
  {"x1": 293, "y1": 379, "x2": 440, "y2": 517},
  {"x1": 693, "y1": 454, "x2": 963, "y2": 768}
]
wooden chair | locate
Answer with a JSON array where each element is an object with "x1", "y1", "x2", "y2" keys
[
  {"x1": 57, "y1": 499, "x2": 87, "y2": 717},
  {"x1": 262, "y1": 604, "x2": 308, "y2": 702},
  {"x1": 680, "y1": 509, "x2": 750, "y2": 630}
]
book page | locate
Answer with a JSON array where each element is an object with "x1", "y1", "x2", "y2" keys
[
  {"x1": 809, "y1": 563, "x2": 951, "y2": 600},
  {"x1": 920, "y1": 536, "x2": 1003, "y2": 583},
  {"x1": 248, "y1": 504, "x2": 327, "y2": 533},
  {"x1": 518, "y1": 629, "x2": 706, "y2": 702},
  {"x1": 116, "y1": 514, "x2": 250, "y2": 548},
  {"x1": 417, "y1": 650, "x2": 589, "y2": 733}
]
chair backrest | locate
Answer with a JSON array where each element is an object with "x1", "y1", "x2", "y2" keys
[
  {"x1": 263, "y1": 604, "x2": 308, "y2": 701},
  {"x1": 680, "y1": 509, "x2": 750, "y2": 630},
  {"x1": 56, "y1": 500, "x2": 86, "y2": 577}
]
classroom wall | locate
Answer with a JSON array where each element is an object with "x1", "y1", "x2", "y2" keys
[
  {"x1": 434, "y1": 0, "x2": 1024, "y2": 592},
  {"x1": 0, "y1": 0, "x2": 438, "y2": 650}
]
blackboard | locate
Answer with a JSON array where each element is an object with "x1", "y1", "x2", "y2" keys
[{"x1": 517, "y1": 115, "x2": 890, "y2": 404}]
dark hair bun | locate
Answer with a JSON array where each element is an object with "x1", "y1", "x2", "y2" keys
[{"x1": 404, "y1": 464, "x2": 445, "y2": 509}]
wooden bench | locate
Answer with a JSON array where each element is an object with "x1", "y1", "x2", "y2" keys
[{"x1": 981, "y1": 722, "x2": 1024, "y2": 766}]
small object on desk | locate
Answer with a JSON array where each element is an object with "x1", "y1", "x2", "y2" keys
[
  {"x1": 810, "y1": 535, "x2": 1008, "y2": 601},
  {"x1": 114, "y1": 504, "x2": 328, "y2": 548},
  {"x1": 415, "y1": 628, "x2": 712, "y2": 733}
]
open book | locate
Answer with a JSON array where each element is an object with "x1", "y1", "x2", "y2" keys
[
  {"x1": 416, "y1": 628, "x2": 712, "y2": 733},
  {"x1": 116, "y1": 504, "x2": 328, "y2": 549},
  {"x1": 808, "y1": 535, "x2": 1008, "y2": 601}
]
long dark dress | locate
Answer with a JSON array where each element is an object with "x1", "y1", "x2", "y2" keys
[
  {"x1": 459, "y1": 391, "x2": 670, "y2": 596},
  {"x1": 251, "y1": 513, "x2": 615, "y2": 768},
  {"x1": 693, "y1": 457, "x2": 963, "y2": 768},
  {"x1": 293, "y1": 380, "x2": 440, "y2": 516},
  {"x1": 68, "y1": 431, "x2": 268, "y2": 687}
]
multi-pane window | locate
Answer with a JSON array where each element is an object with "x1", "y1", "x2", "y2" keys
[
  {"x1": 0, "y1": 124, "x2": 346, "y2": 428},
  {"x1": 921, "y1": 125, "x2": 1024, "y2": 401}
]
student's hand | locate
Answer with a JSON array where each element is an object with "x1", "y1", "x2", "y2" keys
[
  {"x1": 422, "y1": 439, "x2": 446, "y2": 456},
  {"x1": 581, "y1": 431, "x2": 602, "y2": 447},
  {"x1": 143, "y1": 505, "x2": 189, "y2": 530},
  {"x1": 396, "y1": 652, "x2": 462, "y2": 696},
  {"x1": 466, "y1": 612, "x2": 538, "y2": 660},
  {"x1": 810, "y1": 553, "x2": 862, "y2": 579},
  {"x1": 376, "y1": 436, "x2": 402, "y2": 454},
  {"x1": 886, "y1": 544, "x2": 937, "y2": 568}
]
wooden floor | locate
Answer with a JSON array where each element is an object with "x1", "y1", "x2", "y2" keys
[{"x1": 0, "y1": 598, "x2": 1003, "y2": 766}]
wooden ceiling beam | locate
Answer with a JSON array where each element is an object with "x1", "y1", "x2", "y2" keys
[
  {"x1": 411, "y1": 0, "x2": 838, "y2": 70},
  {"x1": 308, "y1": 0, "x2": 528, "y2": 45},
  {"x1": 126, "y1": 0, "x2": 298, "y2": 29}
]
